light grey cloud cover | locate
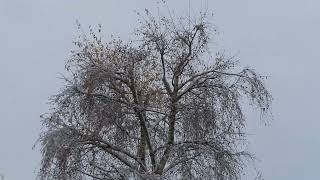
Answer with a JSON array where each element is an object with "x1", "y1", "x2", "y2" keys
[{"x1": 0, "y1": 0, "x2": 319, "y2": 179}]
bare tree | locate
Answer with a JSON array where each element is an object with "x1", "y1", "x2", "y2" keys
[{"x1": 37, "y1": 8, "x2": 272, "y2": 180}]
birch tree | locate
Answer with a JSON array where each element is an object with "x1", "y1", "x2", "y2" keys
[{"x1": 37, "y1": 10, "x2": 272, "y2": 180}]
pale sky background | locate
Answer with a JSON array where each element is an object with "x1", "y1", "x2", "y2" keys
[{"x1": 1, "y1": 0, "x2": 320, "y2": 179}]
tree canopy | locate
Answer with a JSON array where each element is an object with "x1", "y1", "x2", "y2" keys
[{"x1": 37, "y1": 8, "x2": 272, "y2": 180}]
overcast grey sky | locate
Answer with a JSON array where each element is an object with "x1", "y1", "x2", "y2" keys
[{"x1": 1, "y1": 0, "x2": 320, "y2": 179}]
